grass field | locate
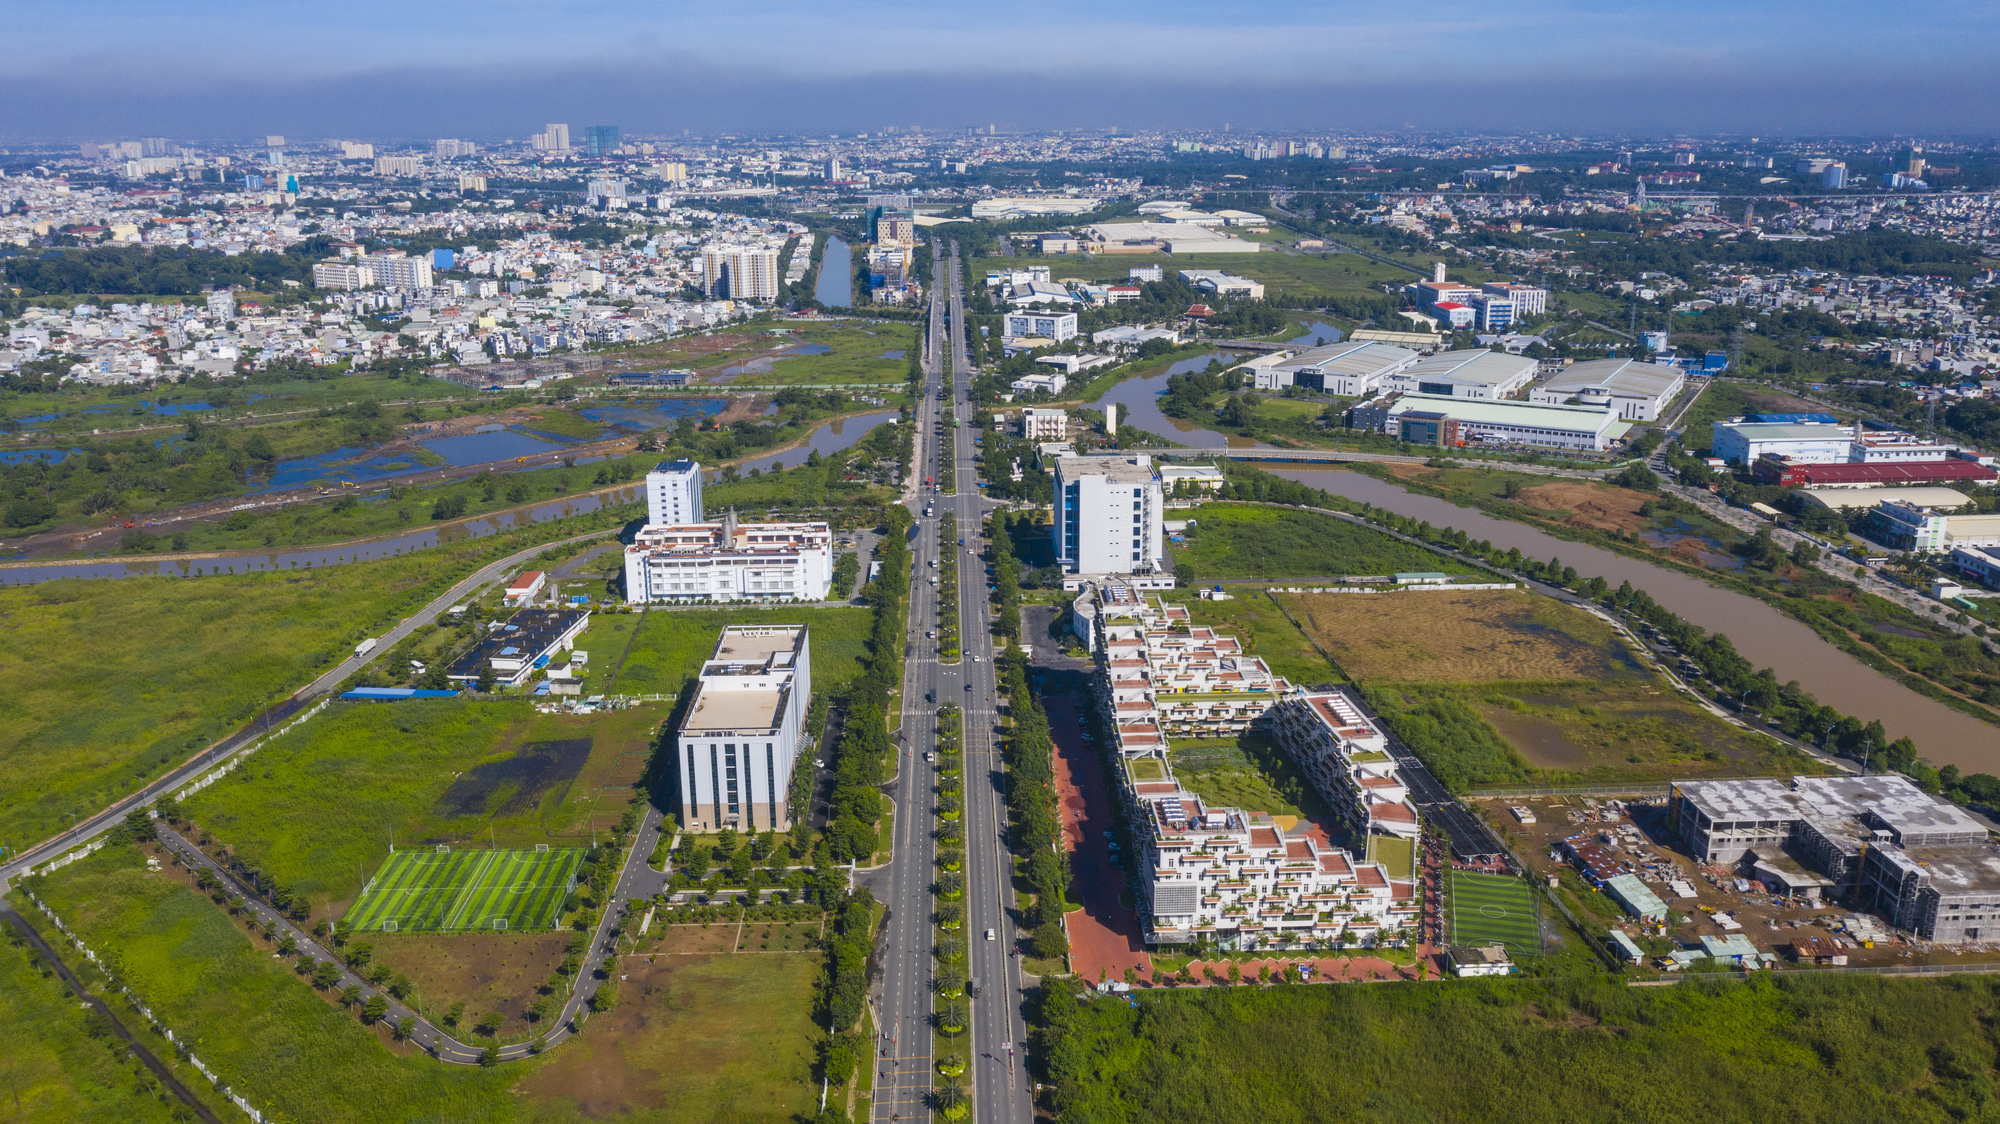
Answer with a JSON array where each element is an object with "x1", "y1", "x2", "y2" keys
[
  {"x1": 1168, "y1": 504, "x2": 1479, "y2": 582},
  {"x1": 21, "y1": 846, "x2": 527, "y2": 1123},
  {"x1": 1449, "y1": 871, "x2": 1540, "y2": 957},
  {"x1": 1281, "y1": 589, "x2": 1640, "y2": 684},
  {"x1": 596, "y1": 605, "x2": 874, "y2": 696},
  {"x1": 1053, "y1": 970, "x2": 2000, "y2": 1123},
  {"x1": 514, "y1": 950, "x2": 821, "y2": 1122},
  {"x1": 342, "y1": 847, "x2": 583, "y2": 934},
  {"x1": 0, "y1": 539, "x2": 523, "y2": 850},
  {"x1": 180, "y1": 698, "x2": 660, "y2": 906},
  {"x1": 1166, "y1": 736, "x2": 1328, "y2": 822},
  {"x1": 0, "y1": 918, "x2": 195, "y2": 1123}
]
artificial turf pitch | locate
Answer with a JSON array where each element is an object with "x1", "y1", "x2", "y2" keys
[
  {"x1": 1448, "y1": 871, "x2": 1540, "y2": 956},
  {"x1": 342, "y1": 847, "x2": 584, "y2": 934}
]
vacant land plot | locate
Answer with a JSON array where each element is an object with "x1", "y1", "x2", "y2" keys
[
  {"x1": 1469, "y1": 681, "x2": 1817, "y2": 782},
  {"x1": 0, "y1": 540, "x2": 506, "y2": 849},
  {"x1": 1513, "y1": 481, "x2": 1650, "y2": 534},
  {"x1": 1170, "y1": 504, "x2": 1477, "y2": 582},
  {"x1": 0, "y1": 917, "x2": 195, "y2": 1123},
  {"x1": 1283, "y1": 589, "x2": 1639, "y2": 684},
  {"x1": 180, "y1": 699, "x2": 661, "y2": 905},
  {"x1": 605, "y1": 605, "x2": 873, "y2": 697},
  {"x1": 365, "y1": 931, "x2": 571, "y2": 1028},
  {"x1": 24, "y1": 846, "x2": 526, "y2": 1123},
  {"x1": 971, "y1": 251, "x2": 1423, "y2": 303},
  {"x1": 1449, "y1": 871, "x2": 1540, "y2": 957},
  {"x1": 343, "y1": 847, "x2": 583, "y2": 934},
  {"x1": 515, "y1": 951, "x2": 820, "y2": 1122}
]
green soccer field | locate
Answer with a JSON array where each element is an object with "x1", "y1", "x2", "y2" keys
[
  {"x1": 1449, "y1": 871, "x2": 1540, "y2": 956},
  {"x1": 342, "y1": 847, "x2": 584, "y2": 934}
]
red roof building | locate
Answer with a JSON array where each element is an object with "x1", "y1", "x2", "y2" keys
[{"x1": 1753, "y1": 456, "x2": 1998, "y2": 488}]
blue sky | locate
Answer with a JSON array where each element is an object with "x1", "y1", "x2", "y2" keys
[{"x1": 3, "y1": 1, "x2": 1996, "y2": 138}]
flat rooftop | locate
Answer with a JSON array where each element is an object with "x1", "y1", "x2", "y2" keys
[
  {"x1": 1400, "y1": 348, "x2": 1538, "y2": 387},
  {"x1": 683, "y1": 684, "x2": 786, "y2": 733},
  {"x1": 1056, "y1": 454, "x2": 1158, "y2": 485},
  {"x1": 711, "y1": 625, "x2": 805, "y2": 665},
  {"x1": 1681, "y1": 774, "x2": 1988, "y2": 840},
  {"x1": 1896, "y1": 845, "x2": 2000, "y2": 893},
  {"x1": 1540, "y1": 358, "x2": 1684, "y2": 397}
]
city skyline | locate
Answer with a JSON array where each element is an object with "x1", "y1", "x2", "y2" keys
[{"x1": 4, "y1": 0, "x2": 1999, "y2": 137}]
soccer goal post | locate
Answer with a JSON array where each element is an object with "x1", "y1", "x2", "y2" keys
[
  {"x1": 492, "y1": 918, "x2": 508, "y2": 931},
  {"x1": 535, "y1": 844, "x2": 551, "y2": 852}
]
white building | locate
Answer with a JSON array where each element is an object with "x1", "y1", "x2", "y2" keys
[
  {"x1": 676, "y1": 625, "x2": 812, "y2": 832},
  {"x1": 647, "y1": 458, "x2": 705, "y2": 526},
  {"x1": 367, "y1": 252, "x2": 433, "y2": 290},
  {"x1": 1177, "y1": 270, "x2": 1264, "y2": 299},
  {"x1": 1482, "y1": 282, "x2": 1548, "y2": 317},
  {"x1": 1084, "y1": 591, "x2": 1416, "y2": 948},
  {"x1": 701, "y1": 244, "x2": 781, "y2": 301},
  {"x1": 623, "y1": 511, "x2": 834, "y2": 604},
  {"x1": 1710, "y1": 421, "x2": 1857, "y2": 466},
  {"x1": 1530, "y1": 358, "x2": 1687, "y2": 422},
  {"x1": 970, "y1": 196, "x2": 1102, "y2": 219},
  {"x1": 1011, "y1": 372, "x2": 1067, "y2": 396},
  {"x1": 1054, "y1": 455, "x2": 1165, "y2": 577},
  {"x1": 1021, "y1": 408, "x2": 1069, "y2": 441},
  {"x1": 1356, "y1": 393, "x2": 1626, "y2": 452},
  {"x1": 1271, "y1": 689, "x2": 1420, "y2": 842},
  {"x1": 1003, "y1": 311, "x2": 1078, "y2": 345},
  {"x1": 312, "y1": 260, "x2": 376, "y2": 291},
  {"x1": 373, "y1": 155, "x2": 423, "y2": 176},
  {"x1": 1389, "y1": 349, "x2": 1540, "y2": 399},
  {"x1": 1257, "y1": 341, "x2": 1420, "y2": 395}
]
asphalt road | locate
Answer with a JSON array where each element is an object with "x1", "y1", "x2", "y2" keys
[{"x1": 0, "y1": 526, "x2": 622, "y2": 887}]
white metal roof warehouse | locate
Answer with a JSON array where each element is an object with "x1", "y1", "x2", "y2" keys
[
  {"x1": 1388, "y1": 349, "x2": 1539, "y2": 399},
  {"x1": 1529, "y1": 358, "x2": 1687, "y2": 422},
  {"x1": 1382, "y1": 393, "x2": 1628, "y2": 451},
  {"x1": 1255, "y1": 340, "x2": 1419, "y2": 396}
]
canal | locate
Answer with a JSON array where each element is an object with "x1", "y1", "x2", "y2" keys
[
  {"x1": 1091, "y1": 366, "x2": 2000, "y2": 767},
  {"x1": 815, "y1": 235, "x2": 854, "y2": 308}
]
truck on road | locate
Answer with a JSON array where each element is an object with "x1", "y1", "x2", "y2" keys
[{"x1": 354, "y1": 638, "x2": 379, "y2": 657}]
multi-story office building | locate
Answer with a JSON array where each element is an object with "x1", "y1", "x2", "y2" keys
[
  {"x1": 584, "y1": 125, "x2": 620, "y2": 156},
  {"x1": 676, "y1": 625, "x2": 812, "y2": 832},
  {"x1": 1053, "y1": 454, "x2": 1165, "y2": 577},
  {"x1": 623, "y1": 512, "x2": 834, "y2": 603},
  {"x1": 312, "y1": 260, "x2": 376, "y2": 291},
  {"x1": 647, "y1": 458, "x2": 704, "y2": 526},
  {"x1": 1002, "y1": 310, "x2": 1078, "y2": 344},
  {"x1": 1083, "y1": 589, "x2": 1416, "y2": 948},
  {"x1": 1020, "y1": 408, "x2": 1069, "y2": 441},
  {"x1": 701, "y1": 244, "x2": 781, "y2": 301},
  {"x1": 1482, "y1": 281, "x2": 1548, "y2": 317}
]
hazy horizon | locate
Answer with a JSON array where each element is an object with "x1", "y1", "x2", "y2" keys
[{"x1": 3, "y1": 0, "x2": 1997, "y2": 139}]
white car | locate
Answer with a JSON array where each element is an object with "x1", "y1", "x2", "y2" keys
[{"x1": 984, "y1": 928, "x2": 996, "y2": 941}]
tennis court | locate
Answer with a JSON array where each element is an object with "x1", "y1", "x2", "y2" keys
[
  {"x1": 1448, "y1": 871, "x2": 1540, "y2": 956},
  {"x1": 342, "y1": 847, "x2": 584, "y2": 934}
]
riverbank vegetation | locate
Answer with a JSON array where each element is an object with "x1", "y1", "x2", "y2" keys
[{"x1": 1166, "y1": 502, "x2": 1480, "y2": 582}]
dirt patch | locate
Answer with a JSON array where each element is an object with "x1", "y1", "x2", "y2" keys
[
  {"x1": 1285, "y1": 589, "x2": 1635, "y2": 684},
  {"x1": 1476, "y1": 706, "x2": 1598, "y2": 770},
  {"x1": 1381, "y1": 463, "x2": 1441, "y2": 482},
  {"x1": 1514, "y1": 481, "x2": 1648, "y2": 534},
  {"x1": 648, "y1": 924, "x2": 740, "y2": 955},
  {"x1": 435, "y1": 738, "x2": 593, "y2": 818},
  {"x1": 367, "y1": 931, "x2": 571, "y2": 1030}
]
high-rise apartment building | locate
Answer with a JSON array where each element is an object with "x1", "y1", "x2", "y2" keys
[
  {"x1": 701, "y1": 244, "x2": 781, "y2": 301},
  {"x1": 433, "y1": 138, "x2": 477, "y2": 158},
  {"x1": 584, "y1": 125, "x2": 620, "y2": 156},
  {"x1": 533, "y1": 123, "x2": 571, "y2": 151},
  {"x1": 647, "y1": 459, "x2": 705, "y2": 526},
  {"x1": 675, "y1": 625, "x2": 812, "y2": 832},
  {"x1": 373, "y1": 155, "x2": 423, "y2": 176},
  {"x1": 142, "y1": 137, "x2": 167, "y2": 157},
  {"x1": 1054, "y1": 454, "x2": 1165, "y2": 576},
  {"x1": 824, "y1": 157, "x2": 842, "y2": 180},
  {"x1": 340, "y1": 141, "x2": 374, "y2": 159},
  {"x1": 367, "y1": 252, "x2": 434, "y2": 290}
]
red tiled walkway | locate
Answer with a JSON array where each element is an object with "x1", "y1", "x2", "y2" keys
[{"x1": 1046, "y1": 693, "x2": 1152, "y2": 982}]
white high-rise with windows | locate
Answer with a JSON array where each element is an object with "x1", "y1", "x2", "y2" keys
[
  {"x1": 676, "y1": 625, "x2": 812, "y2": 832},
  {"x1": 647, "y1": 459, "x2": 704, "y2": 526},
  {"x1": 1054, "y1": 454, "x2": 1166, "y2": 576},
  {"x1": 701, "y1": 244, "x2": 781, "y2": 301}
]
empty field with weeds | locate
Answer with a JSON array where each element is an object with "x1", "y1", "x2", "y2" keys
[{"x1": 1283, "y1": 589, "x2": 1640, "y2": 685}]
